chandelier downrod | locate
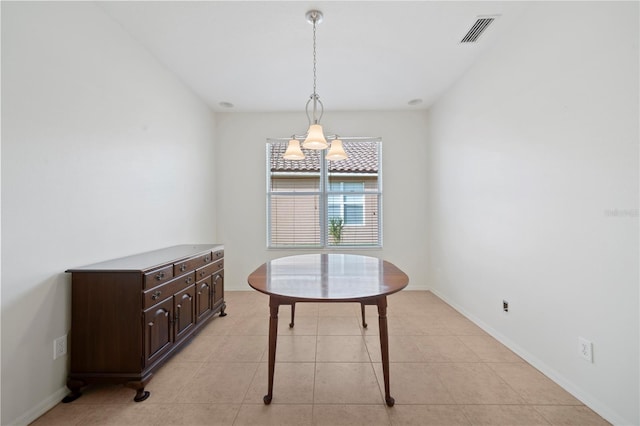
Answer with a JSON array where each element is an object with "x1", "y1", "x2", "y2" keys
[{"x1": 309, "y1": 10, "x2": 321, "y2": 125}]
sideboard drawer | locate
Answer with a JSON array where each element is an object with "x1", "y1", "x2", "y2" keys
[
  {"x1": 143, "y1": 272, "x2": 196, "y2": 309},
  {"x1": 176, "y1": 252, "x2": 214, "y2": 275},
  {"x1": 196, "y1": 259, "x2": 224, "y2": 281},
  {"x1": 144, "y1": 265, "x2": 174, "y2": 290}
]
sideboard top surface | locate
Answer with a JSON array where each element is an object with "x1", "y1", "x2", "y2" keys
[{"x1": 66, "y1": 244, "x2": 223, "y2": 273}]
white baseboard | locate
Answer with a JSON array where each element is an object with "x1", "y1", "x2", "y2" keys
[
  {"x1": 404, "y1": 282, "x2": 430, "y2": 291},
  {"x1": 9, "y1": 386, "x2": 68, "y2": 426},
  {"x1": 226, "y1": 284, "x2": 253, "y2": 291},
  {"x1": 430, "y1": 289, "x2": 631, "y2": 426}
]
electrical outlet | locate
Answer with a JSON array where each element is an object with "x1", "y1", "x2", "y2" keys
[
  {"x1": 502, "y1": 300, "x2": 509, "y2": 312},
  {"x1": 578, "y1": 337, "x2": 593, "y2": 363},
  {"x1": 54, "y1": 335, "x2": 67, "y2": 360}
]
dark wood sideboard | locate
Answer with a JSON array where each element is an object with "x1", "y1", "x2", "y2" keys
[{"x1": 64, "y1": 244, "x2": 226, "y2": 402}]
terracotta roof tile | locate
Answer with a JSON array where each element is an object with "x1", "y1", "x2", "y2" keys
[{"x1": 270, "y1": 141, "x2": 378, "y2": 173}]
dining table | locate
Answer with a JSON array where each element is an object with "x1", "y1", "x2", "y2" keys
[{"x1": 247, "y1": 253, "x2": 409, "y2": 406}]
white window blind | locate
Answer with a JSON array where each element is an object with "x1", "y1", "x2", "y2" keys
[{"x1": 267, "y1": 138, "x2": 382, "y2": 248}]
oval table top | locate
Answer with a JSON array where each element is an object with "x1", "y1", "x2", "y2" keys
[{"x1": 247, "y1": 253, "x2": 409, "y2": 302}]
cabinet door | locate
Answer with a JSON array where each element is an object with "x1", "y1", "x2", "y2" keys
[
  {"x1": 212, "y1": 271, "x2": 224, "y2": 306},
  {"x1": 144, "y1": 298, "x2": 173, "y2": 366},
  {"x1": 196, "y1": 276, "x2": 212, "y2": 322},
  {"x1": 174, "y1": 285, "x2": 195, "y2": 342}
]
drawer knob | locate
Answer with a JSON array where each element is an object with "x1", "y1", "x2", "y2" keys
[
  {"x1": 155, "y1": 272, "x2": 165, "y2": 281},
  {"x1": 180, "y1": 264, "x2": 187, "y2": 272},
  {"x1": 151, "y1": 290, "x2": 162, "y2": 300},
  {"x1": 186, "y1": 277, "x2": 193, "y2": 284},
  {"x1": 205, "y1": 256, "x2": 211, "y2": 262}
]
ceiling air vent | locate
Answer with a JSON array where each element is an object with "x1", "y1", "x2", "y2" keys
[{"x1": 461, "y1": 17, "x2": 495, "y2": 43}]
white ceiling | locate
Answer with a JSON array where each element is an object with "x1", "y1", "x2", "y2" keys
[{"x1": 99, "y1": 1, "x2": 530, "y2": 112}]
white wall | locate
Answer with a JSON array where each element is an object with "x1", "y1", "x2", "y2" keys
[
  {"x1": 214, "y1": 111, "x2": 429, "y2": 292},
  {"x1": 1, "y1": 3, "x2": 217, "y2": 424},
  {"x1": 427, "y1": 2, "x2": 638, "y2": 425}
]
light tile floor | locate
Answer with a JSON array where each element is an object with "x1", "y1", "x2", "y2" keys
[{"x1": 32, "y1": 291, "x2": 610, "y2": 425}]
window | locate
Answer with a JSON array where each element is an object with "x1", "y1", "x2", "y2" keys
[
  {"x1": 328, "y1": 182, "x2": 365, "y2": 226},
  {"x1": 267, "y1": 138, "x2": 382, "y2": 248}
]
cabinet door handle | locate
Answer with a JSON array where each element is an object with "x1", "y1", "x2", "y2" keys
[
  {"x1": 156, "y1": 272, "x2": 165, "y2": 281},
  {"x1": 151, "y1": 290, "x2": 162, "y2": 300}
]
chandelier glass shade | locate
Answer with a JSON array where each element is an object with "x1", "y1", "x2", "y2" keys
[
  {"x1": 325, "y1": 139, "x2": 347, "y2": 161},
  {"x1": 302, "y1": 124, "x2": 328, "y2": 150},
  {"x1": 283, "y1": 10, "x2": 347, "y2": 162},
  {"x1": 283, "y1": 139, "x2": 305, "y2": 160}
]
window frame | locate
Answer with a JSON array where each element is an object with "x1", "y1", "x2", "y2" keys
[{"x1": 266, "y1": 137, "x2": 383, "y2": 249}]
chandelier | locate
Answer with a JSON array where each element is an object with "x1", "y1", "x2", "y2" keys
[{"x1": 283, "y1": 10, "x2": 348, "y2": 161}]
